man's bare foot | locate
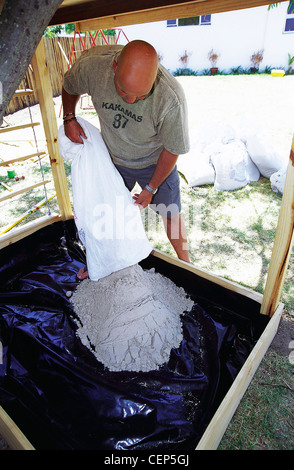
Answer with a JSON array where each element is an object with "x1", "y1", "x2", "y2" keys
[{"x1": 77, "y1": 267, "x2": 89, "y2": 280}]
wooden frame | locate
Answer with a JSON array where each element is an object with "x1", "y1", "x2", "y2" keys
[
  {"x1": 50, "y1": 0, "x2": 288, "y2": 30},
  {"x1": 0, "y1": 0, "x2": 293, "y2": 451},
  {"x1": 0, "y1": 406, "x2": 34, "y2": 450}
]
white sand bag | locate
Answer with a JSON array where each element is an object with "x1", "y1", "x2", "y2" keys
[
  {"x1": 178, "y1": 149, "x2": 215, "y2": 187},
  {"x1": 58, "y1": 117, "x2": 152, "y2": 280},
  {"x1": 211, "y1": 140, "x2": 260, "y2": 191},
  {"x1": 188, "y1": 160, "x2": 215, "y2": 187},
  {"x1": 270, "y1": 165, "x2": 287, "y2": 194},
  {"x1": 177, "y1": 132, "x2": 216, "y2": 187},
  {"x1": 245, "y1": 134, "x2": 285, "y2": 178}
]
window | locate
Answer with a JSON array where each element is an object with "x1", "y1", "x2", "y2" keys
[
  {"x1": 285, "y1": 18, "x2": 294, "y2": 31},
  {"x1": 178, "y1": 17, "x2": 200, "y2": 26},
  {"x1": 166, "y1": 19, "x2": 177, "y2": 27},
  {"x1": 167, "y1": 15, "x2": 211, "y2": 27},
  {"x1": 201, "y1": 15, "x2": 212, "y2": 25},
  {"x1": 285, "y1": 1, "x2": 294, "y2": 32}
]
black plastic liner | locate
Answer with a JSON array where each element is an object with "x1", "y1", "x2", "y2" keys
[{"x1": 0, "y1": 220, "x2": 269, "y2": 450}]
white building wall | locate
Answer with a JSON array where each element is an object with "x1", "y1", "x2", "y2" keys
[
  {"x1": 263, "y1": 3, "x2": 294, "y2": 68},
  {"x1": 118, "y1": 3, "x2": 294, "y2": 73}
]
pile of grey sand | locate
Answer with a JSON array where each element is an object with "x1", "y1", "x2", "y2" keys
[{"x1": 71, "y1": 263, "x2": 194, "y2": 372}]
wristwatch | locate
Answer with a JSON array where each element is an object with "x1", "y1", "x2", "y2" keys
[{"x1": 145, "y1": 184, "x2": 158, "y2": 195}]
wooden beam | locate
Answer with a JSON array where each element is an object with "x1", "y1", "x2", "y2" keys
[
  {"x1": 0, "y1": 122, "x2": 40, "y2": 134},
  {"x1": 49, "y1": 0, "x2": 289, "y2": 30},
  {"x1": 0, "y1": 213, "x2": 62, "y2": 250},
  {"x1": 51, "y1": 0, "x2": 288, "y2": 27},
  {"x1": 152, "y1": 249, "x2": 264, "y2": 304},
  {"x1": 260, "y1": 136, "x2": 294, "y2": 317},
  {"x1": 0, "y1": 406, "x2": 34, "y2": 450},
  {"x1": 30, "y1": 38, "x2": 72, "y2": 221},
  {"x1": 0, "y1": 152, "x2": 46, "y2": 166},
  {"x1": 51, "y1": 0, "x2": 206, "y2": 25},
  {"x1": 0, "y1": 180, "x2": 51, "y2": 203},
  {"x1": 13, "y1": 89, "x2": 34, "y2": 97}
]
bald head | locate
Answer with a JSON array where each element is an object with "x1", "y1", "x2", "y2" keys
[{"x1": 113, "y1": 40, "x2": 159, "y2": 104}]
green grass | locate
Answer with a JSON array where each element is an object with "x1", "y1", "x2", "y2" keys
[{"x1": 218, "y1": 350, "x2": 294, "y2": 450}]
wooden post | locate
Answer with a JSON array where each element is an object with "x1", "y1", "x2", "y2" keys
[
  {"x1": 260, "y1": 135, "x2": 294, "y2": 316},
  {"x1": 0, "y1": 405, "x2": 34, "y2": 450},
  {"x1": 30, "y1": 38, "x2": 72, "y2": 221}
]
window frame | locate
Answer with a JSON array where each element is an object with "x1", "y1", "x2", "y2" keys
[
  {"x1": 166, "y1": 15, "x2": 211, "y2": 27},
  {"x1": 284, "y1": 1, "x2": 294, "y2": 33}
]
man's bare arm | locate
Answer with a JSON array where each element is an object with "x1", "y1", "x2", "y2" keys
[
  {"x1": 62, "y1": 87, "x2": 87, "y2": 144},
  {"x1": 134, "y1": 148, "x2": 178, "y2": 209}
]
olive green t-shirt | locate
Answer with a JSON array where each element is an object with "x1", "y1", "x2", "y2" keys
[{"x1": 63, "y1": 45, "x2": 190, "y2": 169}]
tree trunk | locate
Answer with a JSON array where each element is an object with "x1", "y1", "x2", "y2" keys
[{"x1": 0, "y1": 0, "x2": 63, "y2": 124}]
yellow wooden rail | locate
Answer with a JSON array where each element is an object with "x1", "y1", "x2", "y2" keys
[
  {"x1": 0, "y1": 180, "x2": 51, "y2": 203},
  {"x1": 13, "y1": 89, "x2": 34, "y2": 97},
  {"x1": 0, "y1": 122, "x2": 40, "y2": 133},
  {"x1": 0, "y1": 406, "x2": 34, "y2": 450},
  {"x1": 0, "y1": 213, "x2": 62, "y2": 250},
  {"x1": 0, "y1": 151, "x2": 46, "y2": 166}
]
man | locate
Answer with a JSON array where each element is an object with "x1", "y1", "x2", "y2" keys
[{"x1": 62, "y1": 40, "x2": 190, "y2": 278}]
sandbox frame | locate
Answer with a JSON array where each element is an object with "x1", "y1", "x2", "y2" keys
[{"x1": 0, "y1": 0, "x2": 293, "y2": 451}]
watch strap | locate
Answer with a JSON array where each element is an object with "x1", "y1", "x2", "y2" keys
[{"x1": 145, "y1": 184, "x2": 158, "y2": 195}]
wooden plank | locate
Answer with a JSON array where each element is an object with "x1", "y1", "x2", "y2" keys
[
  {"x1": 0, "y1": 182, "x2": 13, "y2": 192},
  {"x1": 52, "y1": 0, "x2": 206, "y2": 25},
  {"x1": 13, "y1": 89, "x2": 34, "y2": 97},
  {"x1": 0, "y1": 122, "x2": 40, "y2": 134},
  {"x1": 152, "y1": 248, "x2": 264, "y2": 304},
  {"x1": 0, "y1": 213, "x2": 62, "y2": 250},
  {"x1": 0, "y1": 180, "x2": 51, "y2": 203},
  {"x1": 0, "y1": 406, "x2": 34, "y2": 450},
  {"x1": 195, "y1": 302, "x2": 283, "y2": 450},
  {"x1": 30, "y1": 38, "x2": 72, "y2": 221},
  {"x1": 74, "y1": 0, "x2": 282, "y2": 30},
  {"x1": 0, "y1": 151, "x2": 46, "y2": 166},
  {"x1": 260, "y1": 136, "x2": 294, "y2": 317},
  {"x1": 51, "y1": 0, "x2": 288, "y2": 27}
]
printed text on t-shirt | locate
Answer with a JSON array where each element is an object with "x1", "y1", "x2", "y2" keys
[{"x1": 102, "y1": 102, "x2": 143, "y2": 129}]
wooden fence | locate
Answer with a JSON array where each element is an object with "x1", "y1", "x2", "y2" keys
[{"x1": 5, "y1": 34, "x2": 116, "y2": 115}]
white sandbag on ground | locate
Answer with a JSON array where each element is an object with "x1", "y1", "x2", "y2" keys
[
  {"x1": 58, "y1": 117, "x2": 152, "y2": 281},
  {"x1": 178, "y1": 146, "x2": 215, "y2": 187},
  {"x1": 270, "y1": 165, "x2": 288, "y2": 194},
  {"x1": 178, "y1": 122, "x2": 261, "y2": 190},
  {"x1": 210, "y1": 140, "x2": 260, "y2": 191},
  {"x1": 245, "y1": 134, "x2": 285, "y2": 178},
  {"x1": 187, "y1": 160, "x2": 216, "y2": 187},
  {"x1": 236, "y1": 114, "x2": 286, "y2": 179}
]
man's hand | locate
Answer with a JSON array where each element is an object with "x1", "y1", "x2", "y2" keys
[
  {"x1": 133, "y1": 188, "x2": 153, "y2": 209},
  {"x1": 64, "y1": 119, "x2": 87, "y2": 144}
]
